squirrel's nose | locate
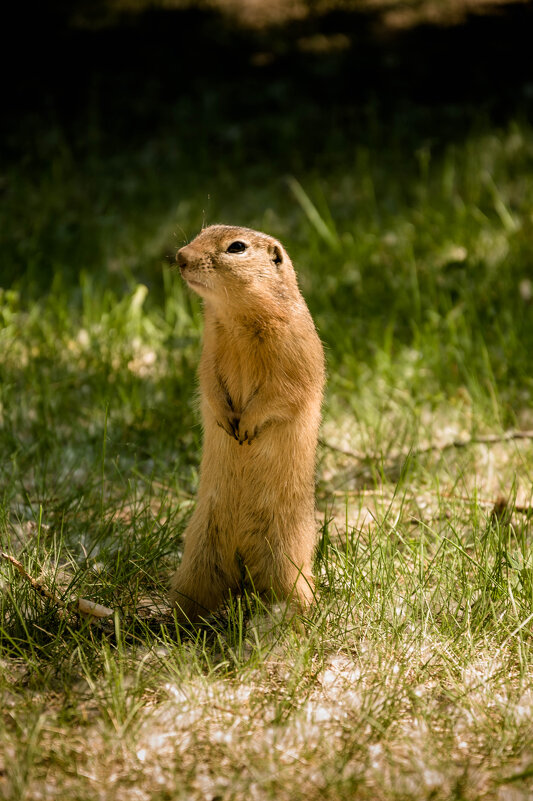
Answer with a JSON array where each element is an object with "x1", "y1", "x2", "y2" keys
[{"x1": 176, "y1": 248, "x2": 188, "y2": 269}]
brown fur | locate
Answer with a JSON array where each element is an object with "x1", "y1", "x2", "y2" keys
[{"x1": 169, "y1": 225, "x2": 325, "y2": 621}]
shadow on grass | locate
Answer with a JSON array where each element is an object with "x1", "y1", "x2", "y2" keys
[
  {"x1": 2, "y1": 0, "x2": 532, "y2": 290},
  {"x1": 6, "y1": 0, "x2": 533, "y2": 136}
]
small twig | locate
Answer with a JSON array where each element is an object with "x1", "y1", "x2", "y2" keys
[
  {"x1": 1, "y1": 552, "x2": 114, "y2": 619},
  {"x1": 1, "y1": 551, "x2": 66, "y2": 607},
  {"x1": 211, "y1": 703, "x2": 237, "y2": 715},
  {"x1": 77, "y1": 597, "x2": 115, "y2": 618},
  {"x1": 319, "y1": 438, "x2": 366, "y2": 461},
  {"x1": 438, "y1": 492, "x2": 532, "y2": 516},
  {"x1": 413, "y1": 429, "x2": 533, "y2": 457},
  {"x1": 321, "y1": 489, "x2": 532, "y2": 516},
  {"x1": 321, "y1": 429, "x2": 533, "y2": 463}
]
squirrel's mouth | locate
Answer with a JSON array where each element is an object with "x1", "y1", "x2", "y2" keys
[
  {"x1": 184, "y1": 274, "x2": 211, "y2": 293},
  {"x1": 180, "y1": 263, "x2": 213, "y2": 295}
]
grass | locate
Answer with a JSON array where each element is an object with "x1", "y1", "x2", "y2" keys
[{"x1": 2, "y1": 63, "x2": 533, "y2": 800}]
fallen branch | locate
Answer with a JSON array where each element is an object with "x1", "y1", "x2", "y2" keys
[
  {"x1": 0, "y1": 552, "x2": 114, "y2": 619},
  {"x1": 321, "y1": 429, "x2": 533, "y2": 463},
  {"x1": 413, "y1": 429, "x2": 533, "y2": 457},
  {"x1": 319, "y1": 439, "x2": 366, "y2": 461},
  {"x1": 321, "y1": 489, "x2": 532, "y2": 516},
  {"x1": 439, "y1": 493, "x2": 533, "y2": 517}
]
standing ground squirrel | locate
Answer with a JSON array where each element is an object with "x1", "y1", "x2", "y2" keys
[{"x1": 170, "y1": 225, "x2": 325, "y2": 621}]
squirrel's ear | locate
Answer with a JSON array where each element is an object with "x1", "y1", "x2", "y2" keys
[{"x1": 269, "y1": 243, "x2": 283, "y2": 267}]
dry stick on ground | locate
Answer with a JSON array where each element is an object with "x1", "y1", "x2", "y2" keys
[
  {"x1": 0, "y1": 552, "x2": 114, "y2": 619},
  {"x1": 325, "y1": 488, "x2": 532, "y2": 515},
  {"x1": 325, "y1": 483, "x2": 533, "y2": 519},
  {"x1": 321, "y1": 429, "x2": 533, "y2": 463},
  {"x1": 410, "y1": 429, "x2": 533, "y2": 457},
  {"x1": 321, "y1": 430, "x2": 533, "y2": 516}
]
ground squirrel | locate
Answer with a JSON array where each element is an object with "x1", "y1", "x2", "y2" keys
[{"x1": 170, "y1": 225, "x2": 325, "y2": 622}]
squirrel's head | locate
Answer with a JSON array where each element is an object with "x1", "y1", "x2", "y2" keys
[{"x1": 176, "y1": 225, "x2": 297, "y2": 308}]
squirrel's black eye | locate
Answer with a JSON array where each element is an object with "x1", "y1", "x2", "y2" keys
[{"x1": 226, "y1": 241, "x2": 247, "y2": 254}]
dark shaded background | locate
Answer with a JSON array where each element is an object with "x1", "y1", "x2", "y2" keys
[
  {"x1": 5, "y1": 0, "x2": 533, "y2": 141},
  {"x1": 2, "y1": 0, "x2": 533, "y2": 290}
]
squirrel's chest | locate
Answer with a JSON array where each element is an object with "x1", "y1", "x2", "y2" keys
[{"x1": 215, "y1": 337, "x2": 269, "y2": 410}]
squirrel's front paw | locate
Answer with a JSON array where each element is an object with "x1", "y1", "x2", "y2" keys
[
  {"x1": 217, "y1": 412, "x2": 241, "y2": 440},
  {"x1": 236, "y1": 422, "x2": 260, "y2": 445}
]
